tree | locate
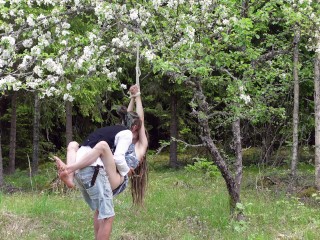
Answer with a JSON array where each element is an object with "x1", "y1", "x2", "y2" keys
[
  {"x1": 31, "y1": 91, "x2": 40, "y2": 175},
  {"x1": 8, "y1": 92, "x2": 17, "y2": 174},
  {"x1": 291, "y1": 26, "x2": 300, "y2": 180},
  {"x1": 0, "y1": 129, "x2": 3, "y2": 186}
]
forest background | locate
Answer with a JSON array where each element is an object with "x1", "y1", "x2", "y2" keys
[{"x1": 1, "y1": 0, "x2": 320, "y2": 238}]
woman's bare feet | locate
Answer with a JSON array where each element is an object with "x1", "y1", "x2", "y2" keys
[{"x1": 53, "y1": 156, "x2": 75, "y2": 188}]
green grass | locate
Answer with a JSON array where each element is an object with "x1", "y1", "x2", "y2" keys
[{"x1": 1, "y1": 157, "x2": 320, "y2": 239}]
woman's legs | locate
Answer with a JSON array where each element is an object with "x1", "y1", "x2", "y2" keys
[
  {"x1": 91, "y1": 141, "x2": 124, "y2": 190},
  {"x1": 54, "y1": 141, "x2": 79, "y2": 188},
  {"x1": 56, "y1": 141, "x2": 124, "y2": 190}
]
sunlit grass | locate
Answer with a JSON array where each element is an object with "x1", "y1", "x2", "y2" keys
[{"x1": 1, "y1": 157, "x2": 320, "y2": 239}]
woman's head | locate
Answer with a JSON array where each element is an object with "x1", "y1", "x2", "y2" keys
[{"x1": 117, "y1": 106, "x2": 142, "y2": 131}]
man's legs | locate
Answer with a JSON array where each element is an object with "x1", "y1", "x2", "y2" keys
[{"x1": 94, "y1": 210, "x2": 114, "y2": 240}]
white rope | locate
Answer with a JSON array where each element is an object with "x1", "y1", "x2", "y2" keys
[{"x1": 135, "y1": 43, "x2": 141, "y2": 87}]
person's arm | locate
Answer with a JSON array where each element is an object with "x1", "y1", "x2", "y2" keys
[
  {"x1": 127, "y1": 96, "x2": 135, "y2": 112},
  {"x1": 113, "y1": 130, "x2": 132, "y2": 176},
  {"x1": 129, "y1": 85, "x2": 148, "y2": 158}
]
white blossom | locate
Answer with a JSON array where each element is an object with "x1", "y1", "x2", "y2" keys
[
  {"x1": 240, "y1": 93, "x2": 251, "y2": 104},
  {"x1": 120, "y1": 83, "x2": 127, "y2": 89},
  {"x1": 66, "y1": 83, "x2": 72, "y2": 90},
  {"x1": 144, "y1": 49, "x2": 156, "y2": 61},
  {"x1": 30, "y1": 46, "x2": 41, "y2": 56},
  {"x1": 61, "y1": 22, "x2": 70, "y2": 29},
  {"x1": 107, "y1": 71, "x2": 117, "y2": 80},
  {"x1": 22, "y1": 39, "x2": 33, "y2": 48},
  {"x1": 61, "y1": 40, "x2": 68, "y2": 45},
  {"x1": 26, "y1": 14, "x2": 35, "y2": 26},
  {"x1": 33, "y1": 66, "x2": 43, "y2": 77},
  {"x1": 152, "y1": 0, "x2": 162, "y2": 9},
  {"x1": 47, "y1": 75, "x2": 59, "y2": 84},
  {"x1": 63, "y1": 93, "x2": 74, "y2": 102},
  {"x1": 130, "y1": 9, "x2": 139, "y2": 20},
  {"x1": 18, "y1": 55, "x2": 33, "y2": 70},
  {"x1": 1, "y1": 36, "x2": 16, "y2": 46}
]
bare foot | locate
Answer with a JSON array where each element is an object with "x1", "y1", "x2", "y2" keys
[{"x1": 53, "y1": 156, "x2": 75, "y2": 188}]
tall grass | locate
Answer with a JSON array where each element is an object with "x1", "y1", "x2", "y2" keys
[{"x1": 1, "y1": 157, "x2": 320, "y2": 239}]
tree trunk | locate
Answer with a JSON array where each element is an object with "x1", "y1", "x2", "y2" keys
[
  {"x1": 65, "y1": 101, "x2": 73, "y2": 146},
  {"x1": 0, "y1": 130, "x2": 3, "y2": 186},
  {"x1": 291, "y1": 27, "x2": 300, "y2": 180},
  {"x1": 8, "y1": 92, "x2": 17, "y2": 174},
  {"x1": 31, "y1": 92, "x2": 40, "y2": 176},
  {"x1": 232, "y1": 119, "x2": 243, "y2": 197},
  {"x1": 191, "y1": 79, "x2": 240, "y2": 214},
  {"x1": 315, "y1": 42, "x2": 320, "y2": 190},
  {"x1": 169, "y1": 93, "x2": 178, "y2": 168}
]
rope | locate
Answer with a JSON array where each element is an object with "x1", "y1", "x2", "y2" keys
[{"x1": 135, "y1": 43, "x2": 141, "y2": 87}]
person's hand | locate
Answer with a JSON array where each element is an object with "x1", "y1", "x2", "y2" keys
[
  {"x1": 128, "y1": 168, "x2": 135, "y2": 177},
  {"x1": 129, "y1": 84, "x2": 140, "y2": 97}
]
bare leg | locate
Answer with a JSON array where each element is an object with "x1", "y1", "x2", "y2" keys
[
  {"x1": 54, "y1": 141, "x2": 79, "y2": 188},
  {"x1": 97, "y1": 141, "x2": 124, "y2": 190},
  {"x1": 94, "y1": 211, "x2": 99, "y2": 240},
  {"x1": 95, "y1": 212, "x2": 114, "y2": 240},
  {"x1": 63, "y1": 141, "x2": 124, "y2": 190}
]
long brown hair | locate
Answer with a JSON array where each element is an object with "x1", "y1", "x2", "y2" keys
[{"x1": 130, "y1": 153, "x2": 148, "y2": 207}]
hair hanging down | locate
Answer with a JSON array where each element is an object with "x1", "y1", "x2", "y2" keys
[
  {"x1": 130, "y1": 152, "x2": 148, "y2": 207},
  {"x1": 117, "y1": 105, "x2": 142, "y2": 130}
]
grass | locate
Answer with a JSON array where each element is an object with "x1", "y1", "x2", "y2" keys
[{"x1": 1, "y1": 156, "x2": 320, "y2": 239}]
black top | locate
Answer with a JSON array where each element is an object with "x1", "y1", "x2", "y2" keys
[{"x1": 81, "y1": 125, "x2": 128, "y2": 150}]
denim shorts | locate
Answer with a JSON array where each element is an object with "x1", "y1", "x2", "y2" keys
[
  {"x1": 113, "y1": 175, "x2": 129, "y2": 197},
  {"x1": 74, "y1": 166, "x2": 115, "y2": 219}
]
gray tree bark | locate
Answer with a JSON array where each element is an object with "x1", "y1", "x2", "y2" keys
[
  {"x1": 314, "y1": 0, "x2": 320, "y2": 190},
  {"x1": 8, "y1": 92, "x2": 17, "y2": 174},
  {"x1": 0, "y1": 131, "x2": 3, "y2": 186},
  {"x1": 66, "y1": 101, "x2": 73, "y2": 146},
  {"x1": 169, "y1": 93, "x2": 178, "y2": 168},
  {"x1": 291, "y1": 27, "x2": 300, "y2": 180},
  {"x1": 31, "y1": 92, "x2": 40, "y2": 176}
]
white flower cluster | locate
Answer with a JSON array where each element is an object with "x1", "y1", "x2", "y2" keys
[
  {"x1": 1, "y1": 36, "x2": 16, "y2": 70},
  {"x1": 239, "y1": 85, "x2": 251, "y2": 104},
  {"x1": 143, "y1": 49, "x2": 156, "y2": 61},
  {"x1": 94, "y1": 2, "x2": 114, "y2": 24},
  {"x1": 43, "y1": 58, "x2": 64, "y2": 75},
  {"x1": 172, "y1": 25, "x2": 195, "y2": 49},
  {"x1": 63, "y1": 93, "x2": 74, "y2": 102},
  {"x1": 128, "y1": 6, "x2": 151, "y2": 27},
  {"x1": 22, "y1": 39, "x2": 33, "y2": 48},
  {"x1": 112, "y1": 29, "x2": 131, "y2": 48},
  {"x1": 152, "y1": 0, "x2": 162, "y2": 9},
  {"x1": 18, "y1": 55, "x2": 33, "y2": 70},
  {"x1": 26, "y1": 76, "x2": 43, "y2": 89},
  {"x1": 27, "y1": 14, "x2": 35, "y2": 26},
  {"x1": 77, "y1": 45, "x2": 96, "y2": 69},
  {"x1": 1, "y1": 36, "x2": 15, "y2": 46},
  {"x1": 0, "y1": 75, "x2": 21, "y2": 91}
]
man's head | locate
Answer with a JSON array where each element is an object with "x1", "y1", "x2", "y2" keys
[{"x1": 117, "y1": 106, "x2": 142, "y2": 132}]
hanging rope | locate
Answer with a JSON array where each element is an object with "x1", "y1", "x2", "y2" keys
[{"x1": 135, "y1": 43, "x2": 141, "y2": 87}]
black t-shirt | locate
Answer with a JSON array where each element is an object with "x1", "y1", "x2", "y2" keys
[{"x1": 81, "y1": 125, "x2": 128, "y2": 150}]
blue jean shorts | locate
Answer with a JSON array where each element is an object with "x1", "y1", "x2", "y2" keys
[{"x1": 74, "y1": 166, "x2": 115, "y2": 219}]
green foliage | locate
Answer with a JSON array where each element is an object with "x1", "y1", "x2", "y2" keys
[
  {"x1": 185, "y1": 157, "x2": 220, "y2": 179},
  {"x1": 4, "y1": 162, "x2": 56, "y2": 191}
]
